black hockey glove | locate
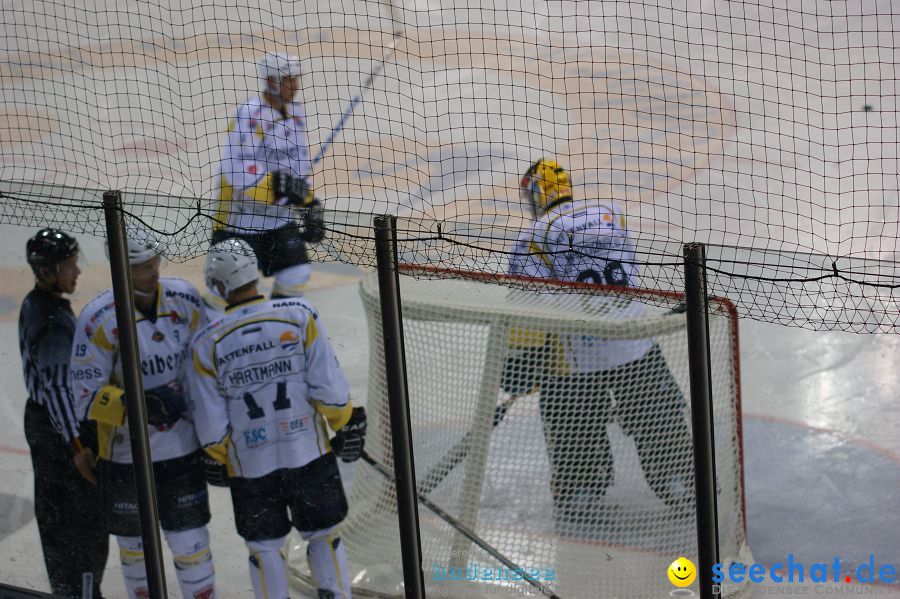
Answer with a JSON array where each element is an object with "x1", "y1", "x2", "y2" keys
[
  {"x1": 199, "y1": 452, "x2": 229, "y2": 487},
  {"x1": 272, "y1": 172, "x2": 313, "y2": 207},
  {"x1": 144, "y1": 385, "x2": 188, "y2": 427},
  {"x1": 332, "y1": 407, "x2": 367, "y2": 463},
  {"x1": 299, "y1": 200, "x2": 326, "y2": 243}
]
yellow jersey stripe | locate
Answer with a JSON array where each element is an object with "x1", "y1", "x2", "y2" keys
[
  {"x1": 304, "y1": 317, "x2": 318, "y2": 349},
  {"x1": 246, "y1": 172, "x2": 275, "y2": 204},
  {"x1": 214, "y1": 174, "x2": 233, "y2": 232},
  {"x1": 92, "y1": 326, "x2": 115, "y2": 351}
]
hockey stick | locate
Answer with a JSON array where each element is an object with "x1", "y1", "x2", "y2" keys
[
  {"x1": 417, "y1": 392, "x2": 523, "y2": 496},
  {"x1": 361, "y1": 451, "x2": 564, "y2": 599},
  {"x1": 311, "y1": 28, "x2": 405, "y2": 168}
]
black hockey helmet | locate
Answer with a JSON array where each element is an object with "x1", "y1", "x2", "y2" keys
[{"x1": 26, "y1": 228, "x2": 79, "y2": 276}]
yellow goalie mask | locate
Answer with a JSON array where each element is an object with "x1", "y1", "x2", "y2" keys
[{"x1": 520, "y1": 158, "x2": 574, "y2": 217}]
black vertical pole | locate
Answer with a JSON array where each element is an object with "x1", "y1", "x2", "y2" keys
[
  {"x1": 373, "y1": 215, "x2": 426, "y2": 599},
  {"x1": 683, "y1": 243, "x2": 721, "y2": 599},
  {"x1": 102, "y1": 192, "x2": 168, "y2": 599}
]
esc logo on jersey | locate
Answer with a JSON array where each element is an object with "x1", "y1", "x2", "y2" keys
[{"x1": 243, "y1": 427, "x2": 268, "y2": 448}]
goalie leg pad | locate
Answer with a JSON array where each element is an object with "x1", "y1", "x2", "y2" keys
[
  {"x1": 117, "y1": 535, "x2": 149, "y2": 599},
  {"x1": 613, "y1": 345, "x2": 694, "y2": 506},
  {"x1": 539, "y1": 373, "x2": 615, "y2": 492},
  {"x1": 165, "y1": 526, "x2": 216, "y2": 599},
  {"x1": 246, "y1": 537, "x2": 289, "y2": 599},
  {"x1": 301, "y1": 526, "x2": 351, "y2": 599},
  {"x1": 539, "y1": 372, "x2": 614, "y2": 526}
]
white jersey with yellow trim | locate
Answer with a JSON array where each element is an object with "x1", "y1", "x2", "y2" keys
[
  {"x1": 189, "y1": 296, "x2": 352, "y2": 479},
  {"x1": 508, "y1": 199, "x2": 653, "y2": 372},
  {"x1": 215, "y1": 94, "x2": 311, "y2": 233},
  {"x1": 71, "y1": 278, "x2": 208, "y2": 464}
]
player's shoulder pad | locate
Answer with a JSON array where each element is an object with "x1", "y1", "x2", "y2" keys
[
  {"x1": 269, "y1": 296, "x2": 320, "y2": 321},
  {"x1": 161, "y1": 277, "x2": 203, "y2": 309},
  {"x1": 573, "y1": 199, "x2": 631, "y2": 238},
  {"x1": 545, "y1": 199, "x2": 582, "y2": 225},
  {"x1": 79, "y1": 289, "x2": 117, "y2": 327},
  {"x1": 547, "y1": 199, "x2": 623, "y2": 239},
  {"x1": 189, "y1": 317, "x2": 220, "y2": 348},
  {"x1": 529, "y1": 208, "x2": 570, "y2": 251}
]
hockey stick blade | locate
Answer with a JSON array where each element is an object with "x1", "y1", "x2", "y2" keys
[
  {"x1": 360, "y1": 451, "x2": 564, "y2": 599},
  {"x1": 417, "y1": 392, "x2": 522, "y2": 496}
]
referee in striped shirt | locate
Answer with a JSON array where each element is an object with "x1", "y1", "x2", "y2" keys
[{"x1": 19, "y1": 228, "x2": 108, "y2": 598}]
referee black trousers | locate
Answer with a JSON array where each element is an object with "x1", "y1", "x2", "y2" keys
[{"x1": 24, "y1": 401, "x2": 108, "y2": 598}]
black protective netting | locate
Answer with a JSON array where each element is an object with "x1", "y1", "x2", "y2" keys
[{"x1": 2, "y1": 0, "x2": 899, "y2": 331}]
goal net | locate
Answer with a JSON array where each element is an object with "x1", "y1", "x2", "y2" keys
[{"x1": 289, "y1": 265, "x2": 751, "y2": 598}]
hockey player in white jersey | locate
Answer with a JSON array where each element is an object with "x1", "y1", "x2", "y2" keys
[
  {"x1": 505, "y1": 158, "x2": 694, "y2": 534},
  {"x1": 190, "y1": 238, "x2": 366, "y2": 599},
  {"x1": 71, "y1": 227, "x2": 217, "y2": 599},
  {"x1": 212, "y1": 51, "x2": 326, "y2": 299}
]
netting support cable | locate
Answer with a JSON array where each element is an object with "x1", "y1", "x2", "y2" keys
[
  {"x1": 360, "y1": 451, "x2": 565, "y2": 599},
  {"x1": 102, "y1": 191, "x2": 168, "y2": 599},
  {"x1": 373, "y1": 215, "x2": 426, "y2": 599},
  {"x1": 683, "y1": 243, "x2": 721, "y2": 599}
]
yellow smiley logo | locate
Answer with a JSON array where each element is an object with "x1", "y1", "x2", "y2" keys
[{"x1": 668, "y1": 557, "x2": 697, "y2": 587}]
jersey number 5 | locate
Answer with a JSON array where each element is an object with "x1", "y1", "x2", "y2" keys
[{"x1": 242, "y1": 381, "x2": 292, "y2": 419}]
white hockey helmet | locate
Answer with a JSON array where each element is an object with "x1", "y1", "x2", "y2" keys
[
  {"x1": 258, "y1": 52, "x2": 302, "y2": 87},
  {"x1": 204, "y1": 238, "x2": 259, "y2": 299},
  {"x1": 104, "y1": 225, "x2": 164, "y2": 266}
]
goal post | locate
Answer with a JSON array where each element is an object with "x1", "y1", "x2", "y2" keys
[{"x1": 290, "y1": 265, "x2": 752, "y2": 599}]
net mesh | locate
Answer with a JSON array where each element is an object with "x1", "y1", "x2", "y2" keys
[
  {"x1": 286, "y1": 267, "x2": 751, "y2": 599},
  {"x1": 2, "y1": 0, "x2": 900, "y2": 330},
  {"x1": 4, "y1": 0, "x2": 888, "y2": 595}
]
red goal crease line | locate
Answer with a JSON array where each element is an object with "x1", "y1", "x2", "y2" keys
[{"x1": 0, "y1": 445, "x2": 29, "y2": 457}]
